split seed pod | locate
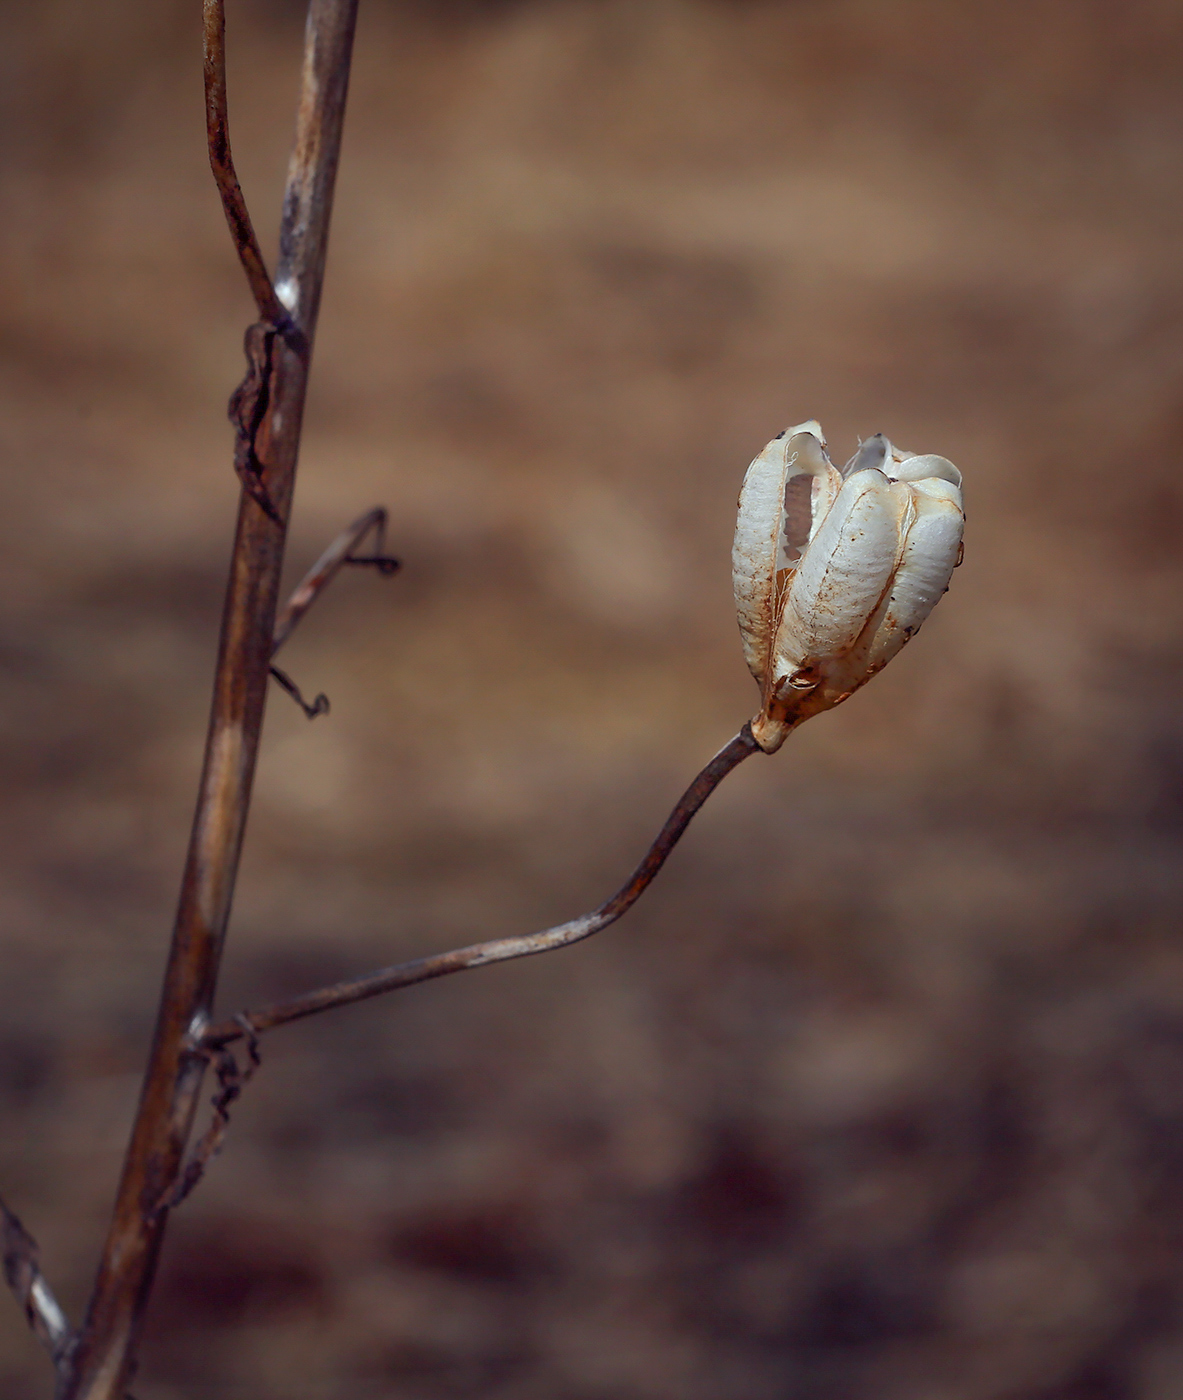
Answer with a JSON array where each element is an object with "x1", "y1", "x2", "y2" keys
[{"x1": 732, "y1": 420, "x2": 964, "y2": 753}]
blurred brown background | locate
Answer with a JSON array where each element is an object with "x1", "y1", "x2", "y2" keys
[{"x1": 2, "y1": 1, "x2": 1182, "y2": 1396}]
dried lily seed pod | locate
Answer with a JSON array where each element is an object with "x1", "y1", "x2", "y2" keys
[{"x1": 731, "y1": 422, "x2": 964, "y2": 753}]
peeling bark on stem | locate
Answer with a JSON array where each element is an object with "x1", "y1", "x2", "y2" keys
[
  {"x1": 60, "y1": 4, "x2": 359, "y2": 1397},
  {"x1": 202, "y1": 727, "x2": 763, "y2": 1048}
]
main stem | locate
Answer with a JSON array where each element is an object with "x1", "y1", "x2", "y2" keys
[{"x1": 61, "y1": 4, "x2": 359, "y2": 1396}]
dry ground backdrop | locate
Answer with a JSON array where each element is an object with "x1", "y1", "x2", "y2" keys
[{"x1": 2, "y1": 1, "x2": 1183, "y2": 1396}]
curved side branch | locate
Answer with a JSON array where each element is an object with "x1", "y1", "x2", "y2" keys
[
  {"x1": 203, "y1": 0, "x2": 290, "y2": 327},
  {"x1": 203, "y1": 725, "x2": 763, "y2": 1047},
  {"x1": 1, "y1": 1194, "x2": 71, "y2": 1368}
]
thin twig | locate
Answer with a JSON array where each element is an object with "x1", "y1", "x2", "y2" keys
[
  {"x1": 1, "y1": 1194, "x2": 71, "y2": 1366},
  {"x1": 269, "y1": 663, "x2": 330, "y2": 719},
  {"x1": 203, "y1": 0, "x2": 290, "y2": 328},
  {"x1": 272, "y1": 506, "x2": 399, "y2": 655},
  {"x1": 203, "y1": 726, "x2": 762, "y2": 1047},
  {"x1": 65, "y1": 4, "x2": 361, "y2": 1397},
  {"x1": 267, "y1": 507, "x2": 398, "y2": 716}
]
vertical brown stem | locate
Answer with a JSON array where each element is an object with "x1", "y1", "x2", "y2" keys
[{"x1": 61, "y1": 4, "x2": 359, "y2": 1397}]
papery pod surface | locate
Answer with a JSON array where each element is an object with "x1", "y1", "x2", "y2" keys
[{"x1": 733, "y1": 422, "x2": 964, "y2": 753}]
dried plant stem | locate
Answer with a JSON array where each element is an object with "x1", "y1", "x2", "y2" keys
[
  {"x1": 60, "y1": 4, "x2": 360, "y2": 1397},
  {"x1": 1, "y1": 1196, "x2": 70, "y2": 1368},
  {"x1": 202, "y1": 726, "x2": 762, "y2": 1048}
]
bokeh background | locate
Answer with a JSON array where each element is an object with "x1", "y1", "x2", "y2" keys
[{"x1": 2, "y1": 1, "x2": 1183, "y2": 1396}]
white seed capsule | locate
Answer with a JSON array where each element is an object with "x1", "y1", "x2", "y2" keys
[{"x1": 731, "y1": 423, "x2": 964, "y2": 752}]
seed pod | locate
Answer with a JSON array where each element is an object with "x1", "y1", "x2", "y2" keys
[{"x1": 732, "y1": 425, "x2": 964, "y2": 752}]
